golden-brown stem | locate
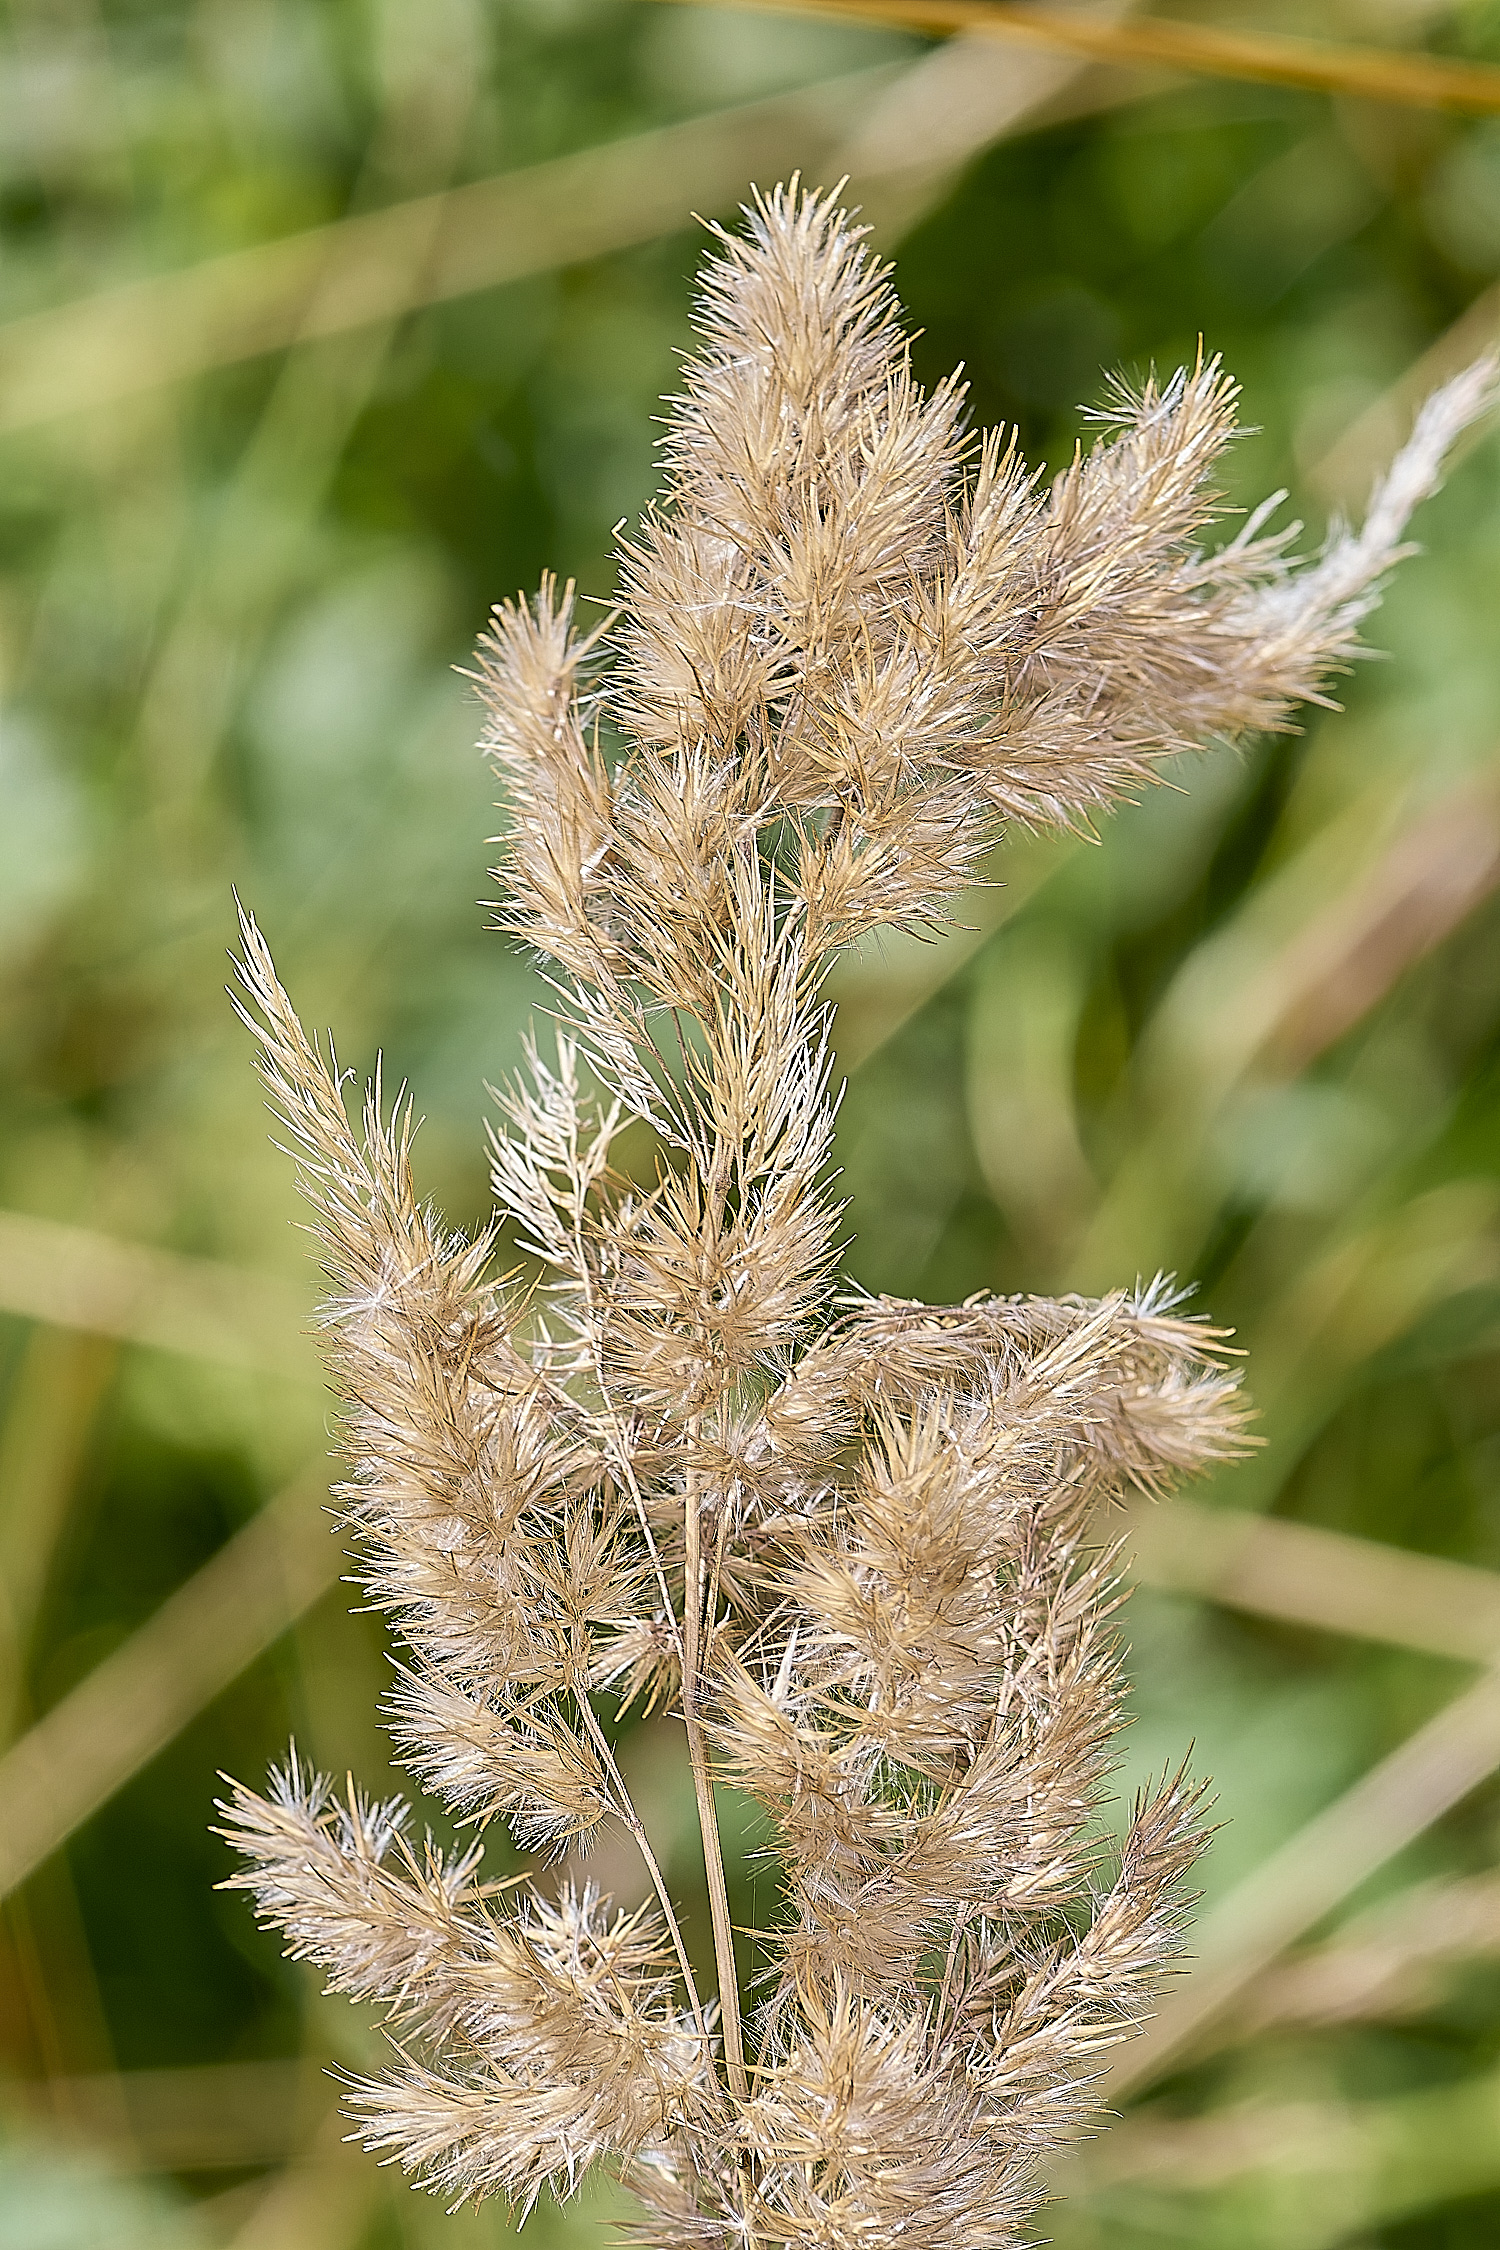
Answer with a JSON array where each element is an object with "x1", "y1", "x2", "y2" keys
[{"x1": 683, "y1": 1445, "x2": 750, "y2": 2106}]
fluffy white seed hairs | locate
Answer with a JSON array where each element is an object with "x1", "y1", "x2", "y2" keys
[{"x1": 218, "y1": 183, "x2": 1496, "y2": 2245}]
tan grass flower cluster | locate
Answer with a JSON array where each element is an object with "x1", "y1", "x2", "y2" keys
[{"x1": 218, "y1": 184, "x2": 1495, "y2": 2246}]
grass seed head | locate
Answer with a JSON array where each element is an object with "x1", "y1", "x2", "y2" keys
[{"x1": 219, "y1": 182, "x2": 1495, "y2": 2244}]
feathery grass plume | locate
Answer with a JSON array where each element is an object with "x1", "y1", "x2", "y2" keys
[{"x1": 218, "y1": 184, "x2": 1496, "y2": 2242}]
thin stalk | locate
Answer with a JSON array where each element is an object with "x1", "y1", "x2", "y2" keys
[
  {"x1": 936, "y1": 1911, "x2": 969, "y2": 2032},
  {"x1": 563, "y1": 1037, "x2": 748, "y2": 2127},
  {"x1": 567, "y1": 1183, "x2": 685, "y2": 1676},
  {"x1": 683, "y1": 1437, "x2": 749, "y2": 2106},
  {"x1": 574, "y1": 1691, "x2": 715, "y2": 2072}
]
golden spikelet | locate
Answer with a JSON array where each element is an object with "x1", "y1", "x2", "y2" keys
[{"x1": 217, "y1": 183, "x2": 1496, "y2": 2242}]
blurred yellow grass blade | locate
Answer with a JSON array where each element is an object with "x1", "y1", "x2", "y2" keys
[
  {"x1": 1221, "y1": 1179, "x2": 1500, "y2": 1515},
  {"x1": 831, "y1": 830, "x2": 1073, "y2": 1071},
  {"x1": 1242, "y1": 1869, "x2": 1500, "y2": 2035},
  {"x1": 1079, "y1": 2064, "x2": 1500, "y2": 2238},
  {"x1": 1070, "y1": 767, "x2": 1500, "y2": 1290},
  {"x1": 0, "y1": 1208, "x2": 314, "y2": 1378},
  {"x1": 1210, "y1": 773, "x2": 1500, "y2": 1091},
  {"x1": 696, "y1": 0, "x2": 1500, "y2": 114},
  {"x1": 1131, "y1": 1498, "x2": 1500, "y2": 1667},
  {"x1": 1257, "y1": 777, "x2": 1500, "y2": 1079},
  {"x1": 1103, "y1": 1664, "x2": 1500, "y2": 2098},
  {"x1": 122, "y1": 41, "x2": 482, "y2": 820},
  {"x1": 1264, "y1": 1182, "x2": 1499, "y2": 1382},
  {"x1": 0, "y1": 1471, "x2": 337, "y2": 1901},
  {"x1": 0, "y1": 74, "x2": 895, "y2": 435},
  {"x1": 835, "y1": 0, "x2": 1143, "y2": 238},
  {"x1": 0, "y1": 40, "x2": 1152, "y2": 443},
  {"x1": 15, "y1": 2059, "x2": 323, "y2": 2170},
  {"x1": 1150, "y1": 764, "x2": 1498, "y2": 1126},
  {"x1": 1311, "y1": 277, "x2": 1500, "y2": 511}
]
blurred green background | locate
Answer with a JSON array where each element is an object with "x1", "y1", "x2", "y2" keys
[{"x1": 3, "y1": 1, "x2": 1500, "y2": 2243}]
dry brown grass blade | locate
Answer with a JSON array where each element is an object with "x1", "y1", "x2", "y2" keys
[
  {"x1": 1136, "y1": 756, "x2": 1500, "y2": 1116},
  {"x1": 1131, "y1": 1498, "x2": 1500, "y2": 1668},
  {"x1": 0, "y1": 75, "x2": 893, "y2": 435},
  {"x1": 688, "y1": 0, "x2": 1500, "y2": 114},
  {"x1": 834, "y1": 0, "x2": 1144, "y2": 235},
  {"x1": 1311, "y1": 279, "x2": 1500, "y2": 511},
  {"x1": 0, "y1": 1208, "x2": 314, "y2": 1378},
  {"x1": 1254, "y1": 774, "x2": 1500, "y2": 1079},
  {"x1": 1069, "y1": 758, "x2": 1500, "y2": 1295},
  {"x1": 1100, "y1": 1665, "x2": 1500, "y2": 2099},
  {"x1": 1217, "y1": 1181, "x2": 1500, "y2": 1521},
  {"x1": 0, "y1": 1470, "x2": 337, "y2": 1901},
  {"x1": 1240, "y1": 1870, "x2": 1500, "y2": 2036}
]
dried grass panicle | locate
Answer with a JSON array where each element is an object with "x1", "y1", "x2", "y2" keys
[{"x1": 218, "y1": 184, "x2": 1495, "y2": 2242}]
